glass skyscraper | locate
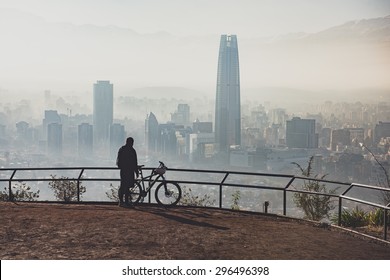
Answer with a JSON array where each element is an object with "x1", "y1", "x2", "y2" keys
[
  {"x1": 215, "y1": 34, "x2": 241, "y2": 152},
  {"x1": 93, "y1": 80, "x2": 113, "y2": 146}
]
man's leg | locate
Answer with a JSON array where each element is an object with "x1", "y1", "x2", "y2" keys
[
  {"x1": 126, "y1": 172, "x2": 135, "y2": 206},
  {"x1": 118, "y1": 185, "x2": 124, "y2": 204},
  {"x1": 118, "y1": 170, "x2": 126, "y2": 206}
]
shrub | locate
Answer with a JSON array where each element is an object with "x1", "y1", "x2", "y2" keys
[
  {"x1": 292, "y1": 157, "x2": 337, "y2": 221},
  {"x1": 179, "y1": 186, "x2": 215, "y2": 207},
  {"x1": 0, "y1": 182, "x2": 40, "y2": 201},
  {"x1": 231, "y1": 190, "x2": 241, "y2": 210},
  {"x1": 366, "y1": 208, "x2": 390, "y2": 227},
  {"x1": 106, "y1": 183, "x2": 119, "y2": 202},
  {"x1": 48, "y1": 175, "x2": 86, "y2": 202},
  {"x1": 332, "y1": 206, "x2": 368, "y2": 227}
]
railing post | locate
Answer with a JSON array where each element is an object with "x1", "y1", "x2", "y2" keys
[
  {"x1": 219, "y1": 173, "x2": 229, "y2": 209},
  {"x1": 9, "y1": 170, "x2": 17, "y2": 202},
  {"x1": 384, "y1": 208, "x2": 388, "y2": 241},
  {"x1": 338, "y1": 197, "x2": 342, "y2": 226},
  {"x1": 283, "y1": 177, "x2": 295, "y2": 216},
  {"x1": 8, "y1": 178, "x2": 12, "y2": 202},
  {"x1": 77, "y1": 169, "x2": 84, "y2": 202}
]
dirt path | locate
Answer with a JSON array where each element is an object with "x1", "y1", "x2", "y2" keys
[{"x1": 1, "y1": 202, "x2": 389, "y2": 259}]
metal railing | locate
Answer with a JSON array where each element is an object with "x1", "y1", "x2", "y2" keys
[{"x1": 1, "y1": 166, "x2": 389, "y2": 240}]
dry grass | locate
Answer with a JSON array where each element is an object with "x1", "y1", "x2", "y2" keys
[{"x1": 0, "y1": 202, "x2": 389, "y2": 260}]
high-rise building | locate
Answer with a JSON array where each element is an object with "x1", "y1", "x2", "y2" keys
[
  {"x1": 93, "y1": 80, "x2": 113, "y2": 145},
  {"x1": 171, "y1": 104, "x2": 190, "y2": 127},
  {"x1": 286, "y1": 117, "x2": 318, "y2": 149},
  {"x1": 43, "y1": 110, "x2": 61, "y2": 139},
  {"x1": 78, "y1": 123, "x2": 93, "y2": 158},
  {"x1": 47, "y1": 123, "x2": 62, "y2": 156},
  {"x1": 145, "y1": 112, "x2": 159, "y2": 154},
  {"x1": 110, "y1": 123, "x2": 126, "y2": 158},
  {"x1": 215, "y1": 34, "x2": 241, "y2": 152},
  {"x1": 331, "y1": 129, "x2": 351, "y2": 151},
  {"x1": 193, "y1": 119, "x2": 213, "y2": 133},
  {"x1": 374, "y1": 122, "x2": 390, "y2": 145}
]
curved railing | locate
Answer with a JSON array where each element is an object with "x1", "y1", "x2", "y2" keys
[{"x1": 1, "y1": 166, "x2": 389, "y2": 240}]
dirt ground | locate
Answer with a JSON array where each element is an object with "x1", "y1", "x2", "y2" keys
[{"x1": 0, "y1": 202, "x2": 389, "y2": 260}]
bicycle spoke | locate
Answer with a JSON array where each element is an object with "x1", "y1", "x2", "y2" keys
[{"x1": 155, "y1": 182, "x2": 182, "y2": 206}]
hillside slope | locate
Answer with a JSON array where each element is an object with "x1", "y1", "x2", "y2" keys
[{"x1": 1, "y1": 202, "x2": 389, "y2": 259}]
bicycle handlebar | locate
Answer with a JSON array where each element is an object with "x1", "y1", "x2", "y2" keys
[{"x1": 138, "y1": 161, "x2": 167, "y2": 171}]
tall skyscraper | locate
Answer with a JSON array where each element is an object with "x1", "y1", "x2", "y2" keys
[
  {"x1": 145, "y1": 112, "x2": 159, "y2": 154},
  {"x1": 215, "y1": 34, "x2": 241, "y2": 152},
  {"x1": 93, "y1": 80, "x2": 113, "y2": 146}
]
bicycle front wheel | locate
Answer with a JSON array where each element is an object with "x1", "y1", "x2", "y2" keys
[
  {"x1": 128, "y1": 181, "x2": 142, "y2": 204},
  {"x1": 155, "y1": 182, "x2": 181, "y2": 206}
]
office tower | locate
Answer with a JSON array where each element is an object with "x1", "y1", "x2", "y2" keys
[
  {"x1": 193, "y1": 119, "x2": 213, "y2": 133},
  {"x1": 286, "y1": 117, "x2": 318, "y2": 149},
  {"x1": 158, "y1": 123, "x2": 177, "y2": 155},
  {"x1": 331, "y1": 129, "x2": 351, "y2": 151},
  {"x1": 78, "y1": 123, "x2": 93, "y2": 158},
  {"x1": 215, "y1": 34, "x2": 241, "y2": 152},
  {"x1": 93, "y1": 81, "x2": 113, "y2": 145},
  {"x1": 47, "y1": 123, "x2": 62, "y2": 156},
  {"x1": 171, "y1": 104, "x2": 190, "y2": 127},
  {"x1": 43, "y1": 110, "x2": 61, "y2": 139},
  {"x1": 110, "y1": 123, "x2": 126, "y2": 158},
  {"x1": 145, "y1": 112, "x2": 159, "y2": 154},
  {"x1": 374, "y1": 122, "x2": 390, "y2": 145},
  {"x1": 348, "y1": 128, "x2": 365, "y2": 145},
  {"x1": 270, "y1": 108, "x2": 287, "y2": 126},
  {"x1": 16, "y1": 121, "x2": 30, "y2": 140}
]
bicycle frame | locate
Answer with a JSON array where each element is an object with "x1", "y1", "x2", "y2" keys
[
  {"x1": 137, "y1": 167, "x2": 165, "y2": 195},
  {"x1": 129, "y1": 161, "x2": 182, "y2": 206},
  {"x1": 136, "y1": 161, "x2": 166, "y2": 196}
]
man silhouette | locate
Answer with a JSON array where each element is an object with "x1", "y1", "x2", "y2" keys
[{"x1": 116, "y1": 137, "x2": 139, "y2": 207}]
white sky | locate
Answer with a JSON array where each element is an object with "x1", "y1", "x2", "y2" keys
[
  {"x1": 0, "y1": 0, "x2": 389, "y2": 95},
  {"x1": 1, "y1": 0, "x2": 390, "y2": 37}
]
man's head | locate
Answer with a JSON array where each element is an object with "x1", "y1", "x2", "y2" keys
[{"x1": 126, "y1": 137, "x2": 134, "y2": 146}]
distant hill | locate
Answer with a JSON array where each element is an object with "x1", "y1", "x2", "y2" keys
[
  {"x1": 125, "y1": 86, "x2": 208, "y2": 99},
  {"x1": 0, "y1": 9, "x2": 389, "y2": 96}
]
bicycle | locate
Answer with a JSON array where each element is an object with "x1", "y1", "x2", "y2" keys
[{"x1": 128, "y1": 161, "x2": 182, "y2": 206}]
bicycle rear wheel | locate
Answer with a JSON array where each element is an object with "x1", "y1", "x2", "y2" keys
[
  {"x1": 127, "y1": 181, "x2": 142, "y2": 204},
  {"x1": 155, "y1": 182, "x2": 181, "y2": 206}
]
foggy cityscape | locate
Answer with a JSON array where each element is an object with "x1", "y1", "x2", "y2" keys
[
  {"x1": 2, "y1": 2, "x2": 390, "y2": 268},
  {"x1": 0, "y1": 1, "x2": 390, "y2": 198}
]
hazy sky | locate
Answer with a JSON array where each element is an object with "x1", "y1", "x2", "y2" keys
[
  {"x1": 0, "y1": 0, "x2": 389, "y2": 95},
  {"x1": 1, "y1": 0, "x2": 390, "y2": 37}
]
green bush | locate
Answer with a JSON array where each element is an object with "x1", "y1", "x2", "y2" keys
[
  {"x1": 332, "y1": 206, "x2": 368, "y2": 227},
  {"x1": 367, "y1": 208, "x2": 390, "y2": 227}
]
